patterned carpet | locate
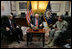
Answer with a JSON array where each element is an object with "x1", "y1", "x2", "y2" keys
[
  {"x1": 1, "y1": 35, "x2": 58, "y2": 48},
  {"x1": 1, "y1": 27, "x2": 62, "y2": 48}
]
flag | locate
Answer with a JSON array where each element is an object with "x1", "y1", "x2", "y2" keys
[
  {"x1": 43, "y1": 1, "x2": 51, "y2": 27},
  {"x1": 46, "y1": 1, "x2": 51, "y2": 11},
  {"x1": 26, "y1": 9, "x2": 30, "y2": 24},
  {"x1": 26, "y1": 1, "x2": 33, "y2": 25},
  {"x1": 44, "y1": 1, "x2": 51, "y2": 17},
  {"x1": 29, "y1": 1, "x2": 33, "y2": 15}
]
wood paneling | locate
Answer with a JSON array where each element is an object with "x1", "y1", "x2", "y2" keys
[{"x1": 15, "y1": 18, "x2": 28, "y2": 26}]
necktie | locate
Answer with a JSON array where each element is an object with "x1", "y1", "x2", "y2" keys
[
  {"x1": 11, "y1": 20, "x2": 14, "y2": 28},
  {"x1": 36, "y1": 19, "x2": 38, "y2": 26}
]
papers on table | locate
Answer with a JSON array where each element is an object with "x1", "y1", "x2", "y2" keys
[
  {"x1": 43, "y1": 22, "x2": 48, "y2": 28},
  {"x1": 21, "y1": 26, "x2": 30, "y2": 35}
]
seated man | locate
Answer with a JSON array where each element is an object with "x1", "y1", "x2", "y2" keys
[
  {"x1": 29, "y1": 13, "x2": 44, "y2": 42},
  {"x1": 30, "y1": 13, "x2": 44, "y2": 29},
  {"x1": 45, "y1": 15, "x2": 68, "y2": 47},
  {"x1": 3, "y1": 14, "x2": 24, "y2": 43}
]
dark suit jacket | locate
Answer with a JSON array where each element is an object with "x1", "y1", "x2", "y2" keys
[
  {"x1": 2, "y1": 17, "x2": 16, "y2": 30},
  {"x1": 45, "y1": 16, "x2": 53, "y2": 25},
  {"x1": 30, "y1": 17, "x2": 44, "y2": 29}
]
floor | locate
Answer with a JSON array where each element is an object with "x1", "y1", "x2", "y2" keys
[
  {"x1": 1, "y1": 27, "x2": 64, "y2": 48},
  {"x1": 1, "y1": 34, "x2": 63, "y2": 48}
]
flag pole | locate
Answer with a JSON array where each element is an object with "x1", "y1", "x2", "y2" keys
[
  {"x1": 28, "y1": 1, "x2": 31, "y2": 26},
  {"x1": 26, "y1": 1, "x2": 29, "y2": 26},
  {"x1": 43, "y1": 15, "x2": 49, "y2": 28},
  {"x1": 43, "y1": 1, "x2": 50, "y2": 28}
]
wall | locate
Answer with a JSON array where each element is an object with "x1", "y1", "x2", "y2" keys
[
  {"x1": 1, "y1": 1, "x2": 71, "y2": 16},
  {"x1": 15, "y1": 1, "x2": 71, "y2": 16},
  {"x1": 50, "y1": 1, "x2": 65, "y2": 16},
  {"x1": 69, "y1": 2, "x2": 71, "y2": 16},
  {"x1": 1, "y1": 1, "x2": 11, "y2": 16},
  {"x1": 15, "y1": 1, "x2": 27, "y2": 15},
  {"x1": 51, "y1": 1, "x2": 71, "y2": 16}
]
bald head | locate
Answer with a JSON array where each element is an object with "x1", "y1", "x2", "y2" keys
[{"x1": 35, "y1": 14, "x2": 39, "y2": 19}]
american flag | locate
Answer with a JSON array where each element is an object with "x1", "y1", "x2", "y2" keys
[
  {"x1": 26, "y1": 1, "x2": 33, "y2": 25},
  {"x1": 26, "y1": 9, "x2": 30, "y2": 24}
]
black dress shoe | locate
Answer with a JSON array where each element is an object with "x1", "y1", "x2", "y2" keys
[{"x1": 17, "y1": 41, "x2": 20, "y2": 43}]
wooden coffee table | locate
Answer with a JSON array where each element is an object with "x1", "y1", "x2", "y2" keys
[{"x1": 26, "y1": 28, "x2": 45, "y2": 47}]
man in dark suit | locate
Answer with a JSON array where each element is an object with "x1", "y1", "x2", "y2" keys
[
  {"x1": 3, "y1": 14, "x2": 24, "y2": 43},
  {"x1": 30, "y1": 14, "x2": 44, "y2": 29},
  {"x1": 29, "y1": 14, "x2": 44, "y2": 43}
]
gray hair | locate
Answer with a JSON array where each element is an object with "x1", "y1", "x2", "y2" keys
[
  {"x1": 47, "y1": 11, "x2": 51, "y2": 14},
  {"x1": 8, "y1": 14, "x2": 13, "y2": 18}
]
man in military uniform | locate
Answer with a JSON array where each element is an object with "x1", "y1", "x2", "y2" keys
[{"x1": 45, "y1": 15, "x2": 68, "y2": 47}]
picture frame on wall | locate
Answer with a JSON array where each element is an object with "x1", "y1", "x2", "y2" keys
[
  {"x1": 51, "y1": 3, "x2": 60, "y2": 12},
  {"x1": 19, "y1": 2, "x2": 27, "y2": 11},
  {"x1": 11, "y1": 1, "x2": 16, "y2": 11}
]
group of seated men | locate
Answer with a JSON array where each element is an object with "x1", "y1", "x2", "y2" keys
[
  {"x1": 2, "y1": 11, "x2": 68, "y2": 47},
  {"x1": 30, "y1": 13, "x2": 68, "y2": 47}
]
